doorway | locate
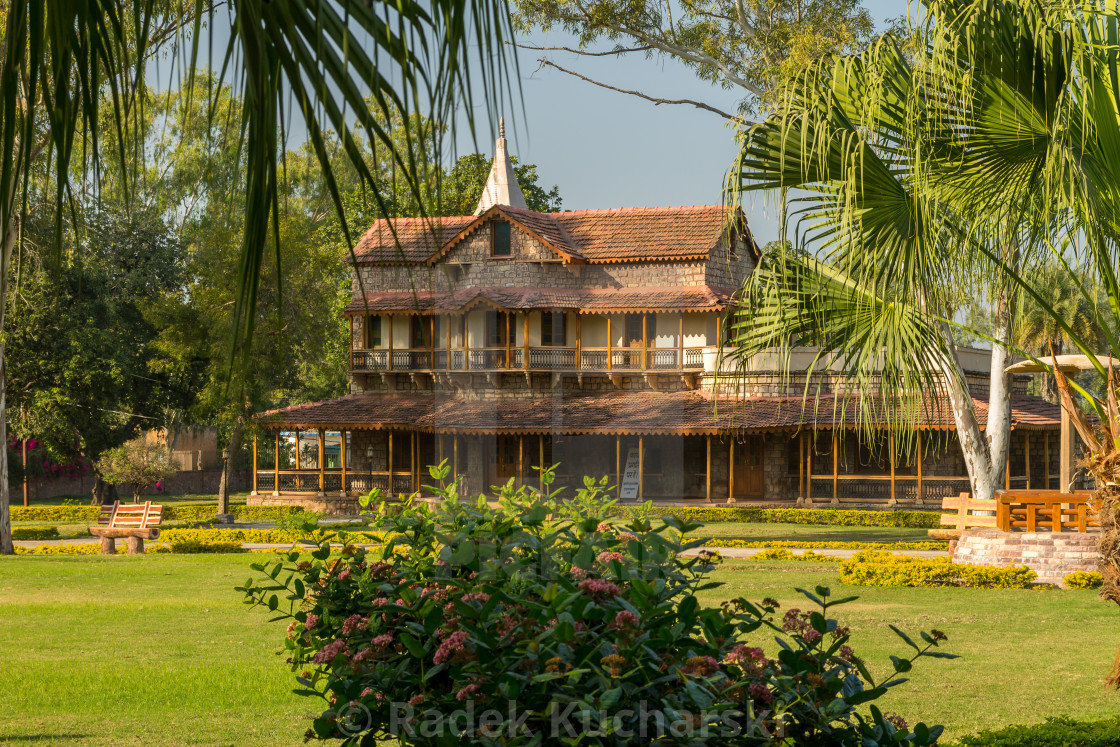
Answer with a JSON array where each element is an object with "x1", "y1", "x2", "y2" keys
[{"x1": 733, "y1": 436, "x2": 764, "y2": 499}]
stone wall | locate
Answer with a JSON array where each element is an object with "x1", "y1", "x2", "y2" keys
[{"x1": 953, "y1": 529, "x2": 1099, "y2": 585}]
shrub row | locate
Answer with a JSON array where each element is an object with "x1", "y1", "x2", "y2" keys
[
  {"x1": 158, "y1": 527, "x2": 382, "y2": 545},
  {"x1": 16, "y1": 540, "x2": 245, "y2": 555},
  {"x1": 1063, "y1": 571, "x2": 1104, "y2": 590},
  {"x1": 11, "y1": 526, "x2": 60, "y2": 541},
  {"x1": 751, "y1": 548, "x2": 841, "y2": 563},
  {"x1": 954, "y1": 715, "x2": 1120, "y2": 746},
  {"x1": 16, "y1": 543, "x2": 126, "y2": 555},
  {"x1": 10, "y1": 504, "x2": 304, "y2": 523},
  {"x1": 703, "y1": 538, "x2": 949, "y2": 551},
  {"x1": 614, "y1": 505, "x2": 941, "y2": 528},
  {"x1": 839, "y1": 551, "x2": 1037, "y2": 589}
]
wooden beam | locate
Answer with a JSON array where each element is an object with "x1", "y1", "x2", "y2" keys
[
  {"x1": 430, "y1": 316, "x2": 436, "y2": 368},
  {"x1": 832, "y1": 429, "x2": 839, "y2": 504},
  {"x1": 252, "y1": 433, "x2": 258, "y2": 495},
  {"x1": 576, "y1": 314, "x2": 583, "y2": 368},
  {"x1": 915, "y1": 431, "x2": 923, "y2": 505},
  {"x1": 453, "y1": 435, "x2": 459, "y2": 482},
  {"x1": 638, "y1": 436, "x2": 644, "y2": 500},
  {"x1": 798, "y1": 433, "x2": 805, "y2": 505},
  {"x1": 706, "y1": 436, "x2": 712, "y2": 503},
  {"x1": 464, "y1": 314, "x2": 471, "y2": 370},
  {"x1": 340, "y1": 430, "x2": 347, "y2": 496},
  {"x1": 519, "y1": 435, "x2": 524, "y2": 484},
  {"x1": 1024, "y1": 432, "x2": 1031, "y2": 490},
  {"x1": 447, "y1": 314, "x2": 452, "y2": 370},
  {"x1": 1005, "y1": 437, "x2": 1011, "y2": 491},
  {"x1": 540, "y1": 435, "x2": 546, "y2": 489}
]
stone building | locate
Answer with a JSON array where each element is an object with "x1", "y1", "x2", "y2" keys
[{"x1": 251, "y1": 123, "x2": 1063, "y2": 511}]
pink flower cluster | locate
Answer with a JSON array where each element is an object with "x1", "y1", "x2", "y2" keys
[
  {"x1": 596, "y1": 522, "x2": 611, "y2": 533},
  {"x1": 781, "y1": 608, "x2": 810, "y2": 635},
  {"x1": 613, "y1": 610, "x2": 640, "y2": 629},
  {"x1": 680, "y1": 656, "x2": 719, "y2": 677},
  {"x1": 723, "y1": 644, "x2": 766, "y2": 669},
  {"x1": 577, "y1": 578, "x2": 622, "y2": 597},
  {"x1": 748, "y1": 682, "x2": 773, "y2": 704},
  {"x1": 341, "y1": 614, "x2": 367, "y2": 636},
  {"x1": 597, "y1": 551, "x2": 623, "y2": 565},
  {"x1": 455, "y1": 683, "x2": 482, "y2": 702},
  {"x1": 312, "y1": 639, "x2": 350, "y2": 665},
  {"x1": 433, "y1": 631, "x2": 471, "y2": 665},
  {"x1": 304, "y1": 614, "x2": 319, "y2": 631}
]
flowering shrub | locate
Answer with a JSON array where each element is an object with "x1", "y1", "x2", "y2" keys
[
  {"x1": 10, "y1": 504, "x2": 305, "y2": 523},
  {"x1": 1063, "y1": 571, "x2": 1104, "y2": 590},
  {"x1": 240, "y1": 463, "x2": 953, "y2": 746},
  {"x1": 839, "y1": 551, "x2": 1037, "y2": 589},
  {"x1": 705, "y1": 539, "x2": 948, "y2": 551},
  {"x1": 11, "y1": 526, "x2": 60, "y2": 541},
  {"x1": 751, "y1": 548, "x2": 840, "y2": 563},
  {"x1": 612, "y1": 506, "x2": 941, "y2": 528}
]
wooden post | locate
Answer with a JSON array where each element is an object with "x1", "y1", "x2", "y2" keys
[
  {"x1": 678, "y1": 313, "x2": 684, "y2": 370},
  {"x1": 798, "y1": 433, "x2": 805, "y2": 505},
  {"x1": 576, "y1": 314, "x2": 583, "y2": 368},
  {"x1": 519, "y1": 436, "x2": 524, "y2": 484},
  {"x1": 540, "y1": 435, "x2": 546, "y2": 489},
  {"x1": 340, "y1": 430, "x2": 348, "y2": 496},
  {"x1": 446, "y1": 314, "x2": 452, "y2": 370},
  {"x1": 729, "y1": 437, "x2": 735, "y2": 503},
  {"x1": 806, "y1": 431, "x2": 813, "y2": 505},
  {"x1": 916, "y1": 431, "x2": 923, "y2": 505},
  {"x1": 888, "y1": 434, "x2": 897, "y2": 505},
  {"x1": 387, "y1": 315, "x2": 394, "y2": 371},
  {"x1": 1044, "y1": 431, "x2": 1051, "y2": 490},
  {"x1": 505, "y1": 312, "x2": 511, "y2": 369},
  {"x1": 615, "y1": 436, "x2": 621, "y2": 499},
  {"x1": 1024, "y1": 432, "x2": 1031, "y2": 490},
  {"x1": 832, "y1": 429, "x2": 839, "y2": 504},
  {"x1": 607, "y1": 316, "x2": 613, "y2": 370},
  {"x1": 430, "y1": 316, "x2": 436, "y2": 368},
  {"x1": 273, "y1": 429, "x2": 280, "y2": 496},
  {"x1": 523, "y1": 313, "x2": 530, "y2": 370},
  {"x1": 706, "y1": 436, "x2": 712, "y2": 503},
  {"x1": 252, "y1": 433, "x2": 258, "y2": 495},
  {"x1": 318, "y1": 429, "x2": 326, "y2": 495},
  {"x1": 388, "y1": 431, "x2": 394, "y2": 495},
  {"x1": 413, "y1": 432, "x2": 419, "y2": 493},
  {"x1": 453, "y1": 435, "x2": 459, "y2": 480},
  {"x1": 642, "y1": 314, "x2": 648, "y2": 370},
  {"x1": 464, "y1": 314, "x2": 471, "y2": 370},
  {"x1": 638, "y1": 436, "x2": 644, "y2": 500}
]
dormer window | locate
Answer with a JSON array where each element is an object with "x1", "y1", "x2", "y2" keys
[{"x1": 492, "y1": 221, "x2": 511, "y2": 257}]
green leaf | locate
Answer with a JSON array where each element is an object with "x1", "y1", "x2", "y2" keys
[{"x1": 400, "y1": 632, "x2": 425, "y2": 657}]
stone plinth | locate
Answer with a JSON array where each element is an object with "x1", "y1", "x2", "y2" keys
[
  {"x1": 953, "y1": 529, "x2": 1099, "y2": 585},
  {"x1": 248, "y1": 493, "x2": 360, "y2": 515}
]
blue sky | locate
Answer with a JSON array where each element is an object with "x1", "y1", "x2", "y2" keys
[{"x1": 469, "y1": 0, "x2": 903, "y2": 245}]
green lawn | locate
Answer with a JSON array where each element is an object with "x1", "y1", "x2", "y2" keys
[
  {"x1": 0, "y1": 554, "x2": 1116, "y2": 745},
  {"x1": 691, "y1": 521, "x2": 933, "y2": 544}
]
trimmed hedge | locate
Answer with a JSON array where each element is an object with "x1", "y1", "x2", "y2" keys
[
  {"x1": 164, "y1": 539, "x2": 246, "y2": 554},
  {"x1": 10, "y1": 504, "x2": 304, "y2": 523},
  {"x1": 703, "y1": 538, "x2": 949, "y2": 551},
  {"x1": 953, "y1": 716, "x2": 1120, "y2": 746},
  {"x1": 839, "y1": 550, "x2": 1037, "y2": 589},
  {"x1": 158, "y1": 527, "x2": 383, "y2": 545},
  {"x1": 752, "y1": 548, "x2": 840, "y2": 563},
  {"x1": 615, "y1": 505, "x2": 941, "y2": 528},
  {"x1": 11, "y1": 526, "x2": 59, "y2": 541},
  {"x1": 1064, "y1": 571, "x2": 1104, "y2": 590},
  {"x1": 16, "y1": 543, "x2": 126, "y2": 555}
]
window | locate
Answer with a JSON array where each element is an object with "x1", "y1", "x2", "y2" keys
[
  {"x1": 624, "y1": 314, "x2": 654, "y2": 347},
  {"x1": 486, "y1": 311, "x2": 509, "y2": 347},
  {"x1": 411, "y1": 316, "x2": 440, "y2": 348},
  {"x1": 492, "y1": 221, "x2": 512, "y2": 256},
  {"x1": 542, "y1": 311, "x2": 566, "y2": 346},
  {"x1": 365, "y1": 315, "x2": 382, "y2": 348}
]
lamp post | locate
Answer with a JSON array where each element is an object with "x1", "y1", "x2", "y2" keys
[
  {"x1": 366, "y1": 445, "x2": 374, "y2": 494},
  {"x1": 215, "y1": 446, "x2": 235, "y2": 525}
]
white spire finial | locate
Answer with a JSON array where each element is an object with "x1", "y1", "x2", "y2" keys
[{"x1": 473, "y1": 117, "x2": 527, "y2": 215}]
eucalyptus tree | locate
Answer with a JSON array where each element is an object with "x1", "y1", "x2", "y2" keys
[
  {"x1": 727, "y1": 0, "x2": 1120, "y2": 686},
  {"x1": 0, "y1": 0, "x2": 514, "y2": 554}
]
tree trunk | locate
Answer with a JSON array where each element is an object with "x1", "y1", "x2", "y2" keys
[
  {"x1": 936, "y1": 322, "x2": 997, "y2": 502},
  {"x1": 90, "y1": 474, "x2": 120, "y2": 506},
  {"x1": 984, "y1": 286, "x2": 1015, "y2": 495},
  {"x1": 218, "y1": 419, "x2": 244, "y2": 515},
  {"x1": 0, "y1": 355, "x2": 12, "y2": 555}
]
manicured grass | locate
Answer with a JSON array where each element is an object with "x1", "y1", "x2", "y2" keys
[
  {"x1": 692, "y1": 521, "x2": 933, "y2": 544},
  {"x1": 1, "y1": 554, "x2": 1117, "y2": 744},
  {"x1": 8, "y1": 491, "x2": 252, "y2": 507}
]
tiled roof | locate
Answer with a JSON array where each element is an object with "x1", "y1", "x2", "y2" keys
[
  {"x1": 350, "y1": 205, "x2": 748, "y2": 266},
  {"x1": 257, "y1": 391, "x2": 1062, "y2": 434},
  {"x1": 343, "y1": 285, "x2": 736, "y2": 314}
]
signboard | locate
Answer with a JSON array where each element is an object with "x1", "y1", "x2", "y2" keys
[{"x1": 619, "y1": 448, "x2": 641, "y2": 500}]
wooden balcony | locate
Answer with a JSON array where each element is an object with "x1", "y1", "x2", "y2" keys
[
  {"x1": 256, "y1": 470, "x2": 416, "y2": 496},
  {"x1": 350, "y1": 346, "x2": 709, "y2": 373}
]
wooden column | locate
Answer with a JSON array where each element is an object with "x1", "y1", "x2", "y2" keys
[
  {"x1": 388, "y1": 432, "x2": 394, "y2": 495},
  {"x1": 518, "y1": 436, "x2": 524, "y2": 484},
  {"x1": 576, "y1": 314, "x2": 583, "y2": 368},
  {"x1": 540, "y1": 435, "x2": 546, "y2": 489},
  {"x1": 806, "y1": 431, "x2": 813, "y2": 505},
  {"x1": 1024, "y1": 432, "x2": 1031, "y2": 490},
  {"x1": 318, "y1": 429, "x2": 326, "y2": 495},
  {"x1": 273, "y1": 429, "x2": 280, "y2": 496},
  {"x1": 463, "y1": 314, "x2": 471, "y2": 370},
  {"x1": 453, "y1": 435, "x2": 459, "y2": 481},
  {"x1": 916, "y1": 431, "x2": 923, "y2": 505},
  {"x1": 798, "y1": 433, "x2": 805, "y2": 504},
  {"x1": 429, "y1": 316, "x2": 436, "y2": 368},
  {"x1": 1044, "y1": 431, "x2": 1051, "y2": 490},
  {"x1": 615, "y1": 436, "x2": 621, "y2": 499},
  {"x1": 252, "y1": 433, "x2": 259, "y2": 495},
  {"x1": 831, "y1": 429, "x2": 839, "y2": 504},
  {"x1": 523, "y1": 313, "x2": 530, "y2": 370},
  {"x1": 729, "y1": 437, "x2": 735, "y2": 503},
  {"x1": 642, "y1": 314, "x2": 648, "y2": 370},
  {"x1": 888, "y1": 434, "x2": 897, "y2": 505},
  {"x1": 706, "y1": 436, "x2": 712, "y2": 503},
  {"x1": 446, "y1": 314, "x2": 452, "y2": 370},
  {"x1": 505, "y1": 312, "x2": 512, "y2": 369},
  {"x1": 606, "y1": 316, "x2": 613, "y2": 370},
  {"x1": 340, "y1": 431, "x2": 348, "y2": 496},
  {"x1": 678, "y1": 313, "x2": 684, "y2": 370},
  {"x1": 387, "y1": 315, "x2": 394, "y2": 371},
  {"x1": 638, "y1": 436, "x2": 645, "y2": 500}
]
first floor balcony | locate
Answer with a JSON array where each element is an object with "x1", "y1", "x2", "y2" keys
[{"x1": 350, "y1": 345, "x2": 709, "y2": 373}]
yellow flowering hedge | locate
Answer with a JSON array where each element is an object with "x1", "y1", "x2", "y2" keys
[
  {"x1": 703, "y1": 539, "x2": 949, "y2": 551},
  {"x1": 157, "y1": 528, "x2": 384, "y2": 545},
  {"x1": 1064, "y1": 571, "x2": 1104, "y2": 589},
  {"x1": 10, "y1": 504, "x2": 304, "y2": 523},
  {"x1": 615, "y1": 506, "x2": 941, "y2": 528},
  {"x1": 839, "y1": 551, "x2": 1037, "y2": 589},
  {"x1": 11, "y1": 526, "x2": 60, "y2": 541},
  {"x1": 751, "y1": 548, "x2": 841, "y2": 563}
]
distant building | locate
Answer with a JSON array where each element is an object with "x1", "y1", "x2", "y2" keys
[{"x1": 251, "y1": 122, "x2": 1062, "y2": 511}]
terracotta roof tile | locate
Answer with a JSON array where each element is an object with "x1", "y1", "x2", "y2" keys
[
  {"x1": 258, "y1": 391, "x2": 1061, "y2": 434},
  {"x1": 343, "y1": 285, "x2": 736, "y2": 314}
]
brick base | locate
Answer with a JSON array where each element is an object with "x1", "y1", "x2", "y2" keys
[
  {"x1": 953, "y1": 529, "x2": 1100, "y2": 585},
  {"x1": 247, "y1": 492, "x2": 360, "y2": 514}
]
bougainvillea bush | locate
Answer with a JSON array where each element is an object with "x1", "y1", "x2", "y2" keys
[{"x1": 240, "y1": 464, "x2": 954, "y2": 745}]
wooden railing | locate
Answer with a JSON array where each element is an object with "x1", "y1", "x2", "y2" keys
[
  {"x1": 257, "y1": 470, "x2": 416, "y2": 496},
  {"x1": 996, "y1": 489, "x2": 1099, "y2": 532},
  {"x1": 351, "y1": 346, "x2": 709, "y2": 373}
]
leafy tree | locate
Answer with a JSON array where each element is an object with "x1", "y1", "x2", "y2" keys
[
  {"x1": 97, "y1": 439, "x2": 177, "y2": 503},
  {"x1": 511, "y1": 0, "x2": 875, "y2": 119}
]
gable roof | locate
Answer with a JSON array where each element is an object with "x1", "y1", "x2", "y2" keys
[{"x1": 349, "y1": 204, "x2": 754, "y2": 266}]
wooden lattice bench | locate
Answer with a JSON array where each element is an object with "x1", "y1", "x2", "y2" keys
[
  {"x1": 928, "y1": 493, "x2": 997, "y2": 540},
  {"x1": 88, "y1": 501, "x2": 163, "y2": 554}
]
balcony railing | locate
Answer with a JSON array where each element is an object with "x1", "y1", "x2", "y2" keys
[
  {"x1": 257, "y1": 470, "x2": 417, "y2": 496},
  {"x1": 352, "y1": 346, "x2": 710, "y2": 373}
]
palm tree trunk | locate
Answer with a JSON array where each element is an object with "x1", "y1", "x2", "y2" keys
[
  {"x1": 217, "y1": 419, "x2": 243, "y2": 515},
  {"x1": 937, "y1": 322, "x2": 998, "y2": 502},
  {"x1": 984, "y1": 288, "x2": 1015, "y2": 494}
]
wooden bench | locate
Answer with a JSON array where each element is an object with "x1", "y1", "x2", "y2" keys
[
  {"x1": 929, "y1": 493, "x2": 998, "y2": 539},
  {"x1": 88, "y1": 501, "x2": 163, "y2": 554}
]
